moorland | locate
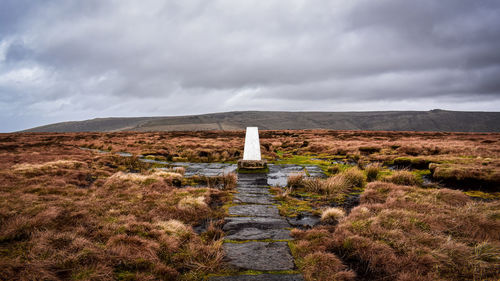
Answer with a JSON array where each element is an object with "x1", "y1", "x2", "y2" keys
[
  {"x1": 23, "y1": 110, "x2": 500, "y2": 133},
  {"x1": 0, "y1": 130, "x2": 499, "y2": 280}
]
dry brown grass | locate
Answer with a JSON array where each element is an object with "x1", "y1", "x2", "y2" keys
[
  {"x1": 320, "y1": 207, "x2": 346, "y2": 224},
  {"x1": 365, "y1": 162, "x2": 381, "y2": 182},
  {"x1": 287, "y1": 172, "x2": 305, "y2": 189},
  {"x1": 107, "y1": 170, "x2": 184, "y2": 184},
  {"x1": 3, "y1": 130, "x2": 499, "y2": 166},
  {"x1": 302, "y1": 252, "x2": 356, "y2": 281},
  {"x1": 384, "y1": 169, "x2": 421, "y2": 186},
  {"x1": 1, "y1": 130, "x2": 500, "y2": 280},
  {"x1": 302, "y1": 168, "x2": 366, "y2": 196},
  {"x1": 178, "y1": 196, "x2": 208, "y2": 210},
  {"x1": 0, "y1": 152, "x2": 230, "y2": 280},
  {"x1": 430, "y1": 163, "x2": 500, "y2": 189},
  {"x1": 290, "y1": 228, "x2": 356, "y2": 281},
  {"x1": 190, "y1": 172, "x2": 238, "y2": 190},
  {"x1": 292, "y1": 181, "x2": 500, "y2": 280},
  {"x1": 338, "y1": 182, "x2": 500, "y2": 280},
  {"x1": 12, "y1": 160, "x2": 85, "y2": 174}
]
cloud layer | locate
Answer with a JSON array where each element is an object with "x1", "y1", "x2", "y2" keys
[{"x1": 1, "y1": 0, "x2": 500, "y2": 131}]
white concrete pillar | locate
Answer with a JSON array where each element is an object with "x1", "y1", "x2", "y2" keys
[{"x1": 243, "y1": 127, "x2": 261, "y2": 161}]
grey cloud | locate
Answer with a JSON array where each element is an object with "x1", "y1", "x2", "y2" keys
[{"x1": 0, "y1": 0, "x2": 499, "y2": 132}]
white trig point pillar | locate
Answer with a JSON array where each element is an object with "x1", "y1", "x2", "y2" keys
[
  {"x1": 243, "y1": 127, "x2": 261, "y2": 160},
  {"x1": 238, "y1": 127, "x2": 267, "y2": 170}
]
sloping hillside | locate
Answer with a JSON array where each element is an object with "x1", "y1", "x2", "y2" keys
[{"x1": 23, "y1": 110, "x2": 500, "y2": 132}]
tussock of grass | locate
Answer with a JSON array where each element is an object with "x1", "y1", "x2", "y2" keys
[
  {"x1": 13, "y1": 160, "x2": 84, "y2": 170},
  {"x1": 392, "y1": 157, "x2": 431, "y2": 169},
  {"x1": 327, "y1": 165, "x2": 340, "y2": 175},
  {"x1": 13, "y1": 160, "x2": 85, "y2": 175},
  {"x1": 320, "y1": 207, "x2": 345, "y2": 224},
  {"x1": 178, "y1": 196, "x2": 208, "y2": 210},
  {"x1": 108, "y1": 171, "x2": 156, "y2": 183},
  {"x1": 302, "y1": 252, "x2": 356, "y2": 281},
  {"x1": 358, "y1": 146, "x2": 381, "y2": 155},
  {"x1": 108, "y1": 170, "x2": 183, "y2": 184},
  {"x1": 300, "y1": 168, "x2": 366, "y2": 196},
  {"x1": 287, "y1": 173, "x2": 305, "y2": 189},
  {"x1": 430, "y1": 163, "x2": 500, "y2": 189},
  {"x1": 156, "y1": 219, "x2": 191, "y2": 236},
  {"x1": 364, "y1": 162, "x2": 381, "y2": 182},
  {"x1": 384, "y1": 170, "x2": 421, "y2": 186},
  {"x1": 155, "y1": 170, "x2": 184, "y2": 179},
  {"x1": 172, "y1": 166, "x2": 186, "y2": 175},
  {"x1": 188, "y1": 172, "x2": 237, "y2": 190},
  {"x1": 290, "y1": 228, "x2": 356, "y2": 281}
]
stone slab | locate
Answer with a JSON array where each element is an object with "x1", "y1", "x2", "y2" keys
[
  {"x1": 236, "y1": 187, "x2": 270, "y2": 195},
  {"x1": 209, "y1": 274, "x2": 304, "y2": 281},
  {"x1": 225, "y1": 227, "x2": 291, "y2": 241},
  {"x1": 228, "y1": 204, "x2": 280, "y2": 217},
  {"x1": 237, "y1": 175, "x2": 266, "y2": 181},
  {"x1": 234, "y1": 194, "x2": 273, "y2": 204},
  {"x1": 287, "y1": 215, "x2": 321, "y2": 228},
  {"x1": 223, "y1": 242, "x2": 295, "y2": 271},
  {"x1": 223, "y1": 217, "x2": 290, "y2": 232},
  {"x1": 237, "y1": 180, "x2": 269, "y2": 186}
]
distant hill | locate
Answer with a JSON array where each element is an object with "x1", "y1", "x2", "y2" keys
[{"x1": 22, "y1": 110, "x2": 500, "y2": 132}]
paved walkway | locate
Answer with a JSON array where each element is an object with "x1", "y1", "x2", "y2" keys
[{"x1": 210, "y1": 173, "x2": 304, "y2": 281}]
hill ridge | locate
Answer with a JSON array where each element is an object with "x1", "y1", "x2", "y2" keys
[{"x1": 22, "y1": 110, "x2": 500, "y2": 132}]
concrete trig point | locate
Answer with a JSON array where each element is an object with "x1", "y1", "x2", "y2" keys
[{"x1": 237, "y1": 127, "x2": 268, "y2": 170}]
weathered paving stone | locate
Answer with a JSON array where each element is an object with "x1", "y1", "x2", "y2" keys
[
  {"x1": 236, "y1": 187, "x2": 270, "y2": 194},
  {"x1": 225, "y1": 227, "x2": 291, "y2": 241},
  {"x1": 209, "y1": 274, "x2": 304, "y2": 281},
  {"x1": 228, "y1": 204, "x2": 280, "y2": 217},
  {"x1": 223, "y1": 217, "x2": 290, "y2": 232},
  {"x1": 237, "y1": 176, "x2": 268, "y2": 186},
  {"x1": 223, "y1": 242, "x2": 295, "y2": 271},
  {"x1": 234, "y1": 194, "x2": 273, "y2": 204},
  {"x1": 286, "y1": 213, "x2": 321, "y2": 228}
]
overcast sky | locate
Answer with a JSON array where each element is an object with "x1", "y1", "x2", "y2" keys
[{"x1": 1, "y1": 0, "x2": 500, "y2": 132}]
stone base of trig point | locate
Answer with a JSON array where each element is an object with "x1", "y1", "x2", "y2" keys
[{"x1": 237, "y1": 160, "x2": 268, "y2": 170}]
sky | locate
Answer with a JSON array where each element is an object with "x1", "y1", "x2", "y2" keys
[{"x1": 1, "y1": 0, "x2": 500, "y2": 132}]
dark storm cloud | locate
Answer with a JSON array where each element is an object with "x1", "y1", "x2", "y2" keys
[{"x1": 0, "y1": 0, "x2": 499, "y2": 132}]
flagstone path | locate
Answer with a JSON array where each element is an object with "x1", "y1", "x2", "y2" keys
[{"x1": 209, "y1": 173, "x2": 304, "y2": 281}]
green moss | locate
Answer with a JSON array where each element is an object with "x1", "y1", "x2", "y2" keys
[
  {"x1": 115, "y1": 271, "x2": 136, "y2": 281},
  {"x1": 271, "y1": 152, "x2": 331, "y2": 170},
  {"x1": 393, "y1": 157, "x2": 431, "y2": 169},
  {"x1": 292, "y1": 191, "x2": 323, "y2": 199},
  {"x1": 413, "y1": 170, "x2": 431, "y2": 185},
  {"x1": 378, "y1": 168, "x2": 393, "y2": 178},
  {"x1": 465, "y1": 190, "x2": 500, "y2": 200},
  {"x1": 274, "y1": 194, "x2": 317, "y2": 217},
  {"x1": 414, "y1": 170, "x2": 431, "y2": 176}
]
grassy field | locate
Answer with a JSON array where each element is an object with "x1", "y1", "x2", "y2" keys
[{"x1": 1, "y1": 130, "x2": 499, "y2": 280}]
